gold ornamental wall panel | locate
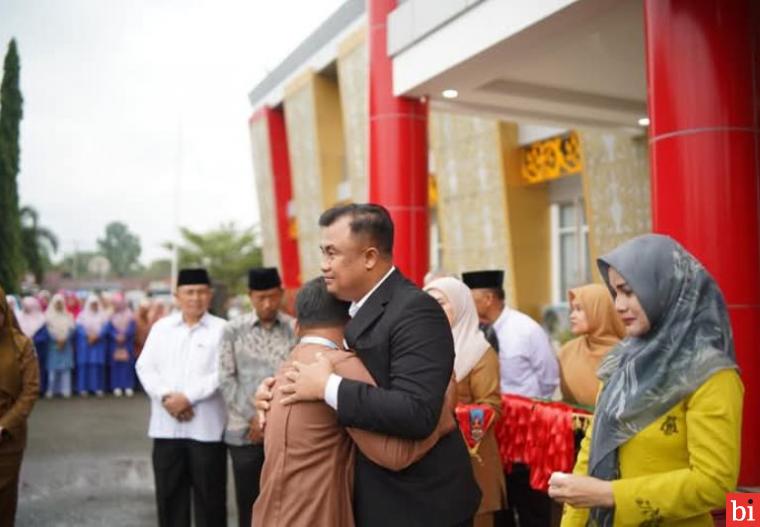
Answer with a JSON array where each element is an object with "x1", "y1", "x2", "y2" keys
[
  {"x1": 501, "y1": 123, "x2": 551, "y2": 321},
  {"x1": 520, "y1": 131, "x2": 583, "y2": 185}
]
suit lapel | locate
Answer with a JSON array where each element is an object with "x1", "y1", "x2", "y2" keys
[{"x1": 344, "y1": 269, "x2": 402, "y2": 349}]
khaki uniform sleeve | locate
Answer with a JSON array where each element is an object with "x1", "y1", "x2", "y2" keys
[
  {"x1": 468, "y1": 351, "x2": 502, "y2": 418},
  {"x1": 0, "y1": 340, "x2": 40, "y2": 436}
]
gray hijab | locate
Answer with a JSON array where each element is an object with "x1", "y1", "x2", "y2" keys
[{"x1": 587, "y1": 234, "x2": 737, "y2": 527}]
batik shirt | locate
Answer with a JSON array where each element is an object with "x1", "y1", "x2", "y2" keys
[{"x1": 218, "y1": 311, "x2": 296, "y2": 446}]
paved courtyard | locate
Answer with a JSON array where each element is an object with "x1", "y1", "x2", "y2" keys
[{"x1": 16, "y1": 394, "x2": 237, "y2": 527}]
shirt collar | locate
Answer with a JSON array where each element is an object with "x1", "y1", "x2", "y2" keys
[
  {"x1": 172, "y1": 311, "x2": 211, "y2": 328},
  {"x1": 492, "y1": 306, "x2": 510, "y2": 332},
  {"x1": 349, "y1": 266, "x2": 396, "y2": 318},
  {"x1": 251, "y1": 311, "x2": 283, "y2": 328}
]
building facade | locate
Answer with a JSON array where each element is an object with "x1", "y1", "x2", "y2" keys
[{"x1": 248, "y1": 0, "x2": 759, "y2": 486}]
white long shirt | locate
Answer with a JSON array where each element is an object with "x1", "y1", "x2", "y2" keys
[
  {"x1": 493, "y1": 307, "x2": 559, "y2": 399},
  {"x1": 136, "y1": 311, "x2": 228, "y2": 442}
]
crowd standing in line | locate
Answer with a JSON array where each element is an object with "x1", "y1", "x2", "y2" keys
[{"x1": 5, "y1": 290, "x2": 172, "y2": 401}]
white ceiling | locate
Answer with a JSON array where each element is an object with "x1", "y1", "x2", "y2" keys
[{"x1": 402, "y1": 0, "x2": 648, "y2": 129}]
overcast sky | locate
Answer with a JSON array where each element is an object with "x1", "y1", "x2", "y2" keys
[{"x1": 0, "y1": 0, "x2": 345, "y2": 263}]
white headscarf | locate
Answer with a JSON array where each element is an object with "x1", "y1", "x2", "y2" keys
[
  {"x1": 18, "y1": 297, "x2": 46, "y2": 337},
  {"x1": 77, "y1": 295, "x2": 109, "y2": 336},
  {"x1": 45, "y1": 293, "x2": 75, "y2": 341},
  {"x1": 5, "y1": 295, "x2": 21, "y2": 320},
  {"x1": 424, "y1": 277, "x2": 491, "y2": 381}
]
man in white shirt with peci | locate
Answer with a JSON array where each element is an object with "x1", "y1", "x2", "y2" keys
[{"x1": 136, "y1": 267, "x2": 228, "y2": 527}]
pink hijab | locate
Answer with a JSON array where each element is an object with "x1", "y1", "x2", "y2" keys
[{"x1": 110, "y1": 293, "x2": 135, "y2": 334}]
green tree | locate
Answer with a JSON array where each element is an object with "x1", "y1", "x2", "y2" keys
[
  {"x1": 97, "y1": 221, "x2": 142, "y2": 277},
  {"x1": 166, "y1": 223, "x2": 262, "y2": 295},
  {"x1": 19, "y1": 205, "x2": 58, "y2": 285},
  {"x1": 0, "y1": 39, "x2": 24, "y2": 293}
]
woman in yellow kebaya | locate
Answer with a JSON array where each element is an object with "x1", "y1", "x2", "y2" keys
[{"x1": 550, "y1": 234, "x2": 743, "y2": 527}]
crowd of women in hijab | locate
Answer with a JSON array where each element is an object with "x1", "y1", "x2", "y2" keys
[{"x1": 4, "y1": 290, "x2": 171, "y2": 399}]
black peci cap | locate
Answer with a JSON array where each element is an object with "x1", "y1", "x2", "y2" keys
[
  {"x1": 177, "y1": 268, "x2": 211, "y2": 287},
  {"x1": 461, "y1": 270, "x2": 504, "y2": 290},
  {"x1": 248, "y1": 267, "x2": 282, "y2": 291}
]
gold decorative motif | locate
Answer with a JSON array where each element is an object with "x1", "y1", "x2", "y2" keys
[
  {"x1": 520, "y1": 131, "x2": 582, "y2": 184},
  {"x1": 428, "y1": 175, "x2": 438, "y2": 208}
]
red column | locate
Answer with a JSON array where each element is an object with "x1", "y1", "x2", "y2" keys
[
  {"x1": 250, "y1": 107, "x2": 301, "y2": 289},
  {"x1": 644, "y1": 0, "x2": 760, "y2": 485},
  {"x1": 368, "y1": 0, "x2": 429, "y2": 285}
]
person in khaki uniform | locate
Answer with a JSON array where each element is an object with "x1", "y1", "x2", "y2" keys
[
  {"x1": 0, "y1": 288, "x2": 40, "y2": 527},
  {"x1": 550, "y1": 235, "x2": 743, "y2": 527},
  {"x1": 425, "y1": 277, "x2": 507, "y2": 527}
]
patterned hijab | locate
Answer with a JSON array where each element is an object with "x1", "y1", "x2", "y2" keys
[
  {"x1": 588, "y1": 234, "x2": 737, "y2": 526},
  {"x1": 558, "y1": 284, "x2": 625, "y2": 407},
  {"x1": 424, "y1": 277, "x2": 491, "y2": 382}
]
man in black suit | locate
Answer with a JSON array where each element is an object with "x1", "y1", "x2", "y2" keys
[{"x1": 276, "y1": 203, "x2": 480, "y2": 527}]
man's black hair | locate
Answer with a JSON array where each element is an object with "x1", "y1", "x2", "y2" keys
[
  {"x1": 318, "y1": 203, "x2": 394, "y2": 257},
  {"x1": 295, "y1": 277, "x2": 351, "y2": 328}
]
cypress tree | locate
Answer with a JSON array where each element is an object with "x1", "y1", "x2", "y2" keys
[{"x1": 0, "y1": 39, "x2": 24, "y2": 294}]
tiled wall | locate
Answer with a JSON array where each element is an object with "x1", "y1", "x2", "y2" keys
[
  {"x1": 429, "y1": 111, "x2": 515, "y2": 305},
  {"x1": 249, "y1": 116, "x2": 282, "y2": 270},
  {"x1": 284, "y1": 75, "x2": 324, "y2": 282},
  {"x1": 337, "y1": 29, "x2": 369, "y2": 202},
  {"x1": 580, "y1": 129, "x2": 651, "y2": 278},
  {"x1": 283, "y1": 72, "x2": 346, "y2": 282}
]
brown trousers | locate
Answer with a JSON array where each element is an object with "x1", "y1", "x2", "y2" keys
[{"x1": 0, "y1": 452, "x2": 23, "y2": 527}]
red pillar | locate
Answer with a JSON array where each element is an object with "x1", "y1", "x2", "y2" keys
[
  {"x1": 644, "y1": 0, "x2": 760, "y2": 486},
  {"x1": 368, "y1": 0, "x2": 429, "y2": 285},
  {"x1": 250, "y1": 107, "x2": 301, "y2": 289}
]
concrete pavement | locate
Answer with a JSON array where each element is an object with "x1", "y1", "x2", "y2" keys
[{"x1": 16, "y1": 394, "x2": 237, "y2": 527}]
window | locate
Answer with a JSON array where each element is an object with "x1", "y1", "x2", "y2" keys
[{"x1": 551, "y1": 198, "x2": 591, "y2": 304}]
